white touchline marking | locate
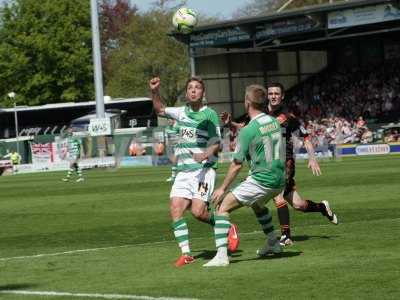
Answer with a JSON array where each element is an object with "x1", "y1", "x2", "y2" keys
[
  {"x1": 2, "y1": 218, "x2": 396, "y2": 262},
  {"x1": 0, "y1": 240, "x2": 174, "y2": 262},
  {"x1": 0, "y1": 227, "x2": 330, "y2": 262},
  {"x1": 0, "y1": 290, "x2": 198, "y2": 300},
  {"x1": 0, "y1": 227, "x2": 304, "y2": 262}
]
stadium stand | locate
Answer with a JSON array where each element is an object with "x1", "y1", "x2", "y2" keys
[
  {"x1": 282, "y1": 60, "x2": 400, "y2": 146},
  {"x1": 288, "y1": 61, "x2": 400, "y2": 123}
]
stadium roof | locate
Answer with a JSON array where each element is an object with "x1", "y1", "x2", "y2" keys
[
  {"x1": 0, "y1": 97, "x2": 151, "y2": 113},
  {"x1": 195, "y1": 0, "x2": 393, "y2": 30},
  {"x1": 174, "y1": 0, "x2": 400, "y2": 50}
]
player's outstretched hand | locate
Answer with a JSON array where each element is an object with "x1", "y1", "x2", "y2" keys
[
  {"x1": 188, "y1": 149, "x2": 207, "y2": 163},
  {"x1": 212, "y1": 187, "x2": 225, "y2": 205},
  {"x1": 149, "y1": 77, "x2": 160, "y2": 91},
  {"x1": 220, "y1": 111, "x2": 232, "y2": 126},
  {"x1": 308, "y1": 159, "x2": 321, "y2": 176}
]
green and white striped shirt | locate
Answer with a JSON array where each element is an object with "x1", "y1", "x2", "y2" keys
[
  {"x1": 165, "y1": 105, "x2": 221, "y2": 171},
  {"x1": 67, "y1": 138, "x2": 81, "y2": 159}
]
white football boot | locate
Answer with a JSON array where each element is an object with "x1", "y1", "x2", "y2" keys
[{"x1": 203, "y1": 248, "x2": 229, "y2": 267}]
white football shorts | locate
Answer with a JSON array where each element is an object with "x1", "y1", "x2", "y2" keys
[
  {"x1": 170, "y1": 168, "x2": 216, "y2": 202},
  {"x1": 232, "y1": 176, "x2": 283, "y2": 207}
]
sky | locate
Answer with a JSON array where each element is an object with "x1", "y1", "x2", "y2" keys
[
  {"x1": 0, "y1": 0, "x2": 251, "y2": 19},
  {"x1": 132, "y1": 0, "x2": 250, "y2": 18}
]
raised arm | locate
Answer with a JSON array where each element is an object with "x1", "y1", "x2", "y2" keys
[
  {"x1": 231, "y1": 121, "x2": 246, "y2": 130},
  {"x1": 220, "y1": 111, "x2": 245, "y2": 129},
  {"x1": 149, "y1": 77, "x2": 166, "y2": 116}
]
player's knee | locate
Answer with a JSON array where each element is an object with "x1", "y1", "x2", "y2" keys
[
  {"x1": 284, "y1": 190, "x2": 304, "y2": 210},
  {"x1": 191, "y1": 205, "x2": 208, "y2": 221},
  {"x1": 217, "y1": 195, "x2": 239, "y2": 214},
  {"x1": 169, "y1": 201, "x2": 185, "y2": 219},
  {"x1": 292, "y1": 198, "x2": 307, "y2": 211}
]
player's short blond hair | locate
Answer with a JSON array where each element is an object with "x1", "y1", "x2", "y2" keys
[
  {"x1": 245, "y1": 84, "x2": 267, "y2": 111},
  {"x1": 185, "y1": 76, "x2": 205, "y2": 91}
]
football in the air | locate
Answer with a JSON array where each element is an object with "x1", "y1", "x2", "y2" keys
[{"x1": 172, "y1": 7, "x2": 197, "y2": 34}]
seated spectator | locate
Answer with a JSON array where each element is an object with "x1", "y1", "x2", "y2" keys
[
  {"x1": 129, "y1": 142, "x2": 146, "y2": 156},
  {"x1": 356, "y1": 116, "x2": 366, "y2": 128},
  {"x1": 360, "y1": 127, "x2": 373, "y2": 144},
  {"x1": 154, "y1": 142, "x2": 165, "y2": 156},
  {"x1": 384, "y1": 129, "x2": 400, "y2": 143}
]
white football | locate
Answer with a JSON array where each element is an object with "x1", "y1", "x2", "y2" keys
[{"x1": 172, "y1": 7, "x2": 197, "y2": 34}]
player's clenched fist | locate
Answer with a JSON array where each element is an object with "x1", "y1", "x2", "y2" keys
[{"x1": 149, "y1": 77, "x2": 160, "y2": 92}]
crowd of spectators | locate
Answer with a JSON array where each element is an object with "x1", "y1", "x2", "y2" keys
[
  {"x1": 301, "y1": 116, "x2": 375, "y2": 150},
  {"x1": 223, "y1": 61, "x2": 400, "y2": 150},
  {"x1": 286, "y1": 61, "x2": 400, "y2": 147},
  {"x1": 382, "y1": 126, "x2": 400, "y2": 143},
  {"x1": 288, "y1": 61, "x2": 400, "y2": 122}
]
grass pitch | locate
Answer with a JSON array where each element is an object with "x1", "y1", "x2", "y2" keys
[{"x1": 0, "y1": 155, "x2": 399, "y2": 300}]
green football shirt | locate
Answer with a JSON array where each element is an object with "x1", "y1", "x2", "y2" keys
[
  {"x1": 165, "y1": 105, "x2": 221, "y2": 171},
  {"x1": 233, "y1": 113, "x2": 285, "y2": 189}
]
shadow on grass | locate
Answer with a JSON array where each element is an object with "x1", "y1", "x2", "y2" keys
[
  {"x1": 194, "y1": 249, "x2": 302, "y2": 264},
  {"x1": 230, "y1": 251, "x2": 303, "y2": 264},
  {"x1": 292, "y1": 235, "x2": 339, "y2": 242},
  {"x1": 0, "y1": 283, "x2": 38, "y2": 291},
  {"x1": 193, "y1": 249, "x2": 244, "y2": 260}
]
